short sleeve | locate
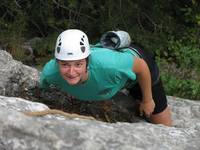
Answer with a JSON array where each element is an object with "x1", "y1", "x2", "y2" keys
[{"x1": 39, "y1": 71, "x2": 49, "y2": 89}]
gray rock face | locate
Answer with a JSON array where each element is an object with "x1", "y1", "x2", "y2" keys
[
  {"x1": 0, "y1": 50, "x2": 39, "y2": 97},
  {"x1": 0, "y1": 96, "x2": 200, "y2": 150},
  {"x1": 0, "y1": 50, "x2": 200, "y2": 150}
]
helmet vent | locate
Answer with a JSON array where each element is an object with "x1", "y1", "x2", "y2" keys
[
  {"x1": 58, "y1": 38, "x2": 62, "y2": 45},
  {"x1": 80, "y1": 35, "x2": 86, "y2": 53},
  {"x1": 57, "y1": 47, "x2": 60, "y2": 53},
  {"x1": 81, "y1": 46, "x2": 85, "y2": 53},
  {"x1": 67, "y1": 52, "x2": 73, "y2": 55},
  {"x1": 57, "y1": 37, "x2": 62, "y2": 53},
  {"x1": 81, "y1": 37, "x2": 84, "y2": 42}
]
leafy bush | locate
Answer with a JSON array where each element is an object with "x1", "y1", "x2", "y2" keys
[
  {"x1": 161, "y1": 73, "x2": 200, "y2": 100},
  {"x1": 166, "y1": 36, "x2": 200, "y2": 70},
  {"x1": 30, "y1": 32, "x2": 58, "y2": 57}
]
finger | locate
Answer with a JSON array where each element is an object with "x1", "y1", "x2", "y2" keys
[
  {"x1": 145, "y1": 113, "x2": 151, "y2": 118},
  {"x1": 145, "y1": 112, "x2": 152, "y2": 118},
  {"x1": 143, "y1": 115, "x2": 151, "y2": 123},
  {"x1": 139, "y1": 106, "x2": 143, "y2": 116}
]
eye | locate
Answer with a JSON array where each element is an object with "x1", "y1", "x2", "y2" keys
[
  {"x1": 61, "y1": 63, "x2": 68, "y2": 67},
  {"x1": 59, "y1": 62, "x2": 70, "y2": 67},
  {"x1": 75, "y1": 62, "x2": 82, "y2": 67}
]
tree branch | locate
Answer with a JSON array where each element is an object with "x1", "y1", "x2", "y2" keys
[
  {"x1": 15, "y1": 0, "x2": 21, "y2": 8},
  {"x1": 52, "y1": 0, "x2": 96, "y2": 21}
]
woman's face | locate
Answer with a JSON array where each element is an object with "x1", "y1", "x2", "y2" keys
[{"x1": 58, "y1": 59, "x2": 87, "y2": 85}]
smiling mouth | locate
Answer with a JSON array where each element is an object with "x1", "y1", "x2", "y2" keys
[{"x1": 66, "y1": 76, "x2": 79, "y2": 79}]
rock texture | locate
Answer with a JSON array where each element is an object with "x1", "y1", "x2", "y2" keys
[
  {"x1": 0, "y1": 50, "x2": 39, "y2": 97},
  {"x1": 0, "y1": 50, "x2": 200, "y2": 150},
  {"x1": 0, "y1": 96, "x2": 200, "y2": 150}
]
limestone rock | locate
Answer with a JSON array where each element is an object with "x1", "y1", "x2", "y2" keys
[
  {"x1": 0, "y1": 50, "x2": 39, "y2": 97},
  {"x1": 0, "y1": 95, "x2": 200, "y2": 150}
]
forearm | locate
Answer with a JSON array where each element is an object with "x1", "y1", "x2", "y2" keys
[
  {"x1": 133, "y1": 58, "x2": 152, "y2": 101},
  {"x1": 137, "y1": 64, "x2": 152, "y2": 101},
  {"x1": 133, "y1": 57, "x2": 155, "y2": 116}
]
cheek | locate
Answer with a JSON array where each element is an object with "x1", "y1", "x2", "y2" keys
[
  {"x1": 79, "y1": 66, "x2": 87, "y2": 74},
  {"x1": 59, "y1": 67, "x2": 68, "y2": 75}
]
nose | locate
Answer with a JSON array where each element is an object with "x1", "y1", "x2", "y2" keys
[{"x1": 68, "y1": 66, "x2": 76, "y2": 75}]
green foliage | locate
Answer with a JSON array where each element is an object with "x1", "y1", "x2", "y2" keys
[
  {"x1": 0, "y1": 0, "x2": 200, "y2": 99},
  {"x1": 167, "y1": 37, "x2": 200, "y2": 70},
  {"x1": 180, "y1": 0, "x2": 200, "y2": 26},
  {"x1": 162, "y1": 74, "x2": 200, "y2": 100},
  {"x1": 0, "y1": 0, "x2": 27, "y2": 60},
  {"x1": 30, "y1": 32, "x2": 58, "y2": 57}
]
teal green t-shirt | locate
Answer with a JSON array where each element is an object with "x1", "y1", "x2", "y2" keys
[{"x1": 40, "y1": 47, "x2": 138, "y2": 101}]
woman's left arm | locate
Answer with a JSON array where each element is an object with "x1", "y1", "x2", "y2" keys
[{"x1": 132, "y1": 57, "x2": 155, "y2": 117}]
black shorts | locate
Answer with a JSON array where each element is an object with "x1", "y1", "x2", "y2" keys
[{"x1": 128, "y1": 44, "x2": 168, "y2": 114}]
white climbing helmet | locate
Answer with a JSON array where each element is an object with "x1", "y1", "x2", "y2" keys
[{"x1": 55, "y1": 29, "x2": 90, "y2": 61}]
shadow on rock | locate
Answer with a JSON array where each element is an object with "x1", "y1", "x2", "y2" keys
[{"x1": 30, "y1": 86, "x2": 142, "y2": 123}]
